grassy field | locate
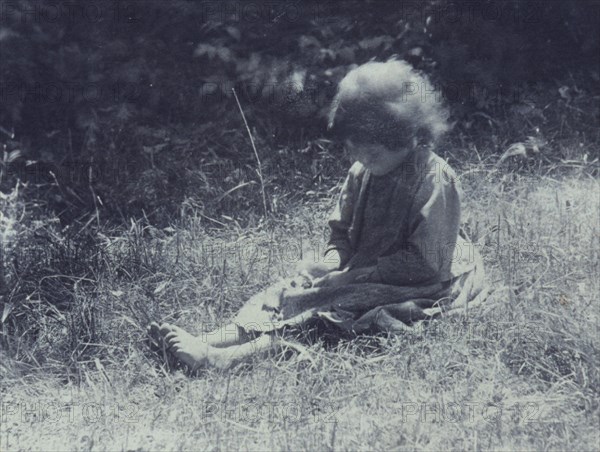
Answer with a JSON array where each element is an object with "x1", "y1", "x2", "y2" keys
[{"x1": 1, "y1": 159, "x2": 599, "y2": 451}]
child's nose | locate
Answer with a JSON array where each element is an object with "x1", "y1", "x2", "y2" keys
[{"x1": 360, "y1": 153, "x2": 373, "y2": 165}]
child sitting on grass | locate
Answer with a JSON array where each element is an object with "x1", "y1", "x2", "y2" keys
[{"x1": 148, "y1": 59, "x2": 487, "y2": 371}]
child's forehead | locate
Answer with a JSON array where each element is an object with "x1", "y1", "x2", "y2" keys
[
  {"x1": 344, "y1": 134, "x2": 372, "y2": 146},
  {"x1": 344, "y1": 128, "x2": 404, "y2": 146},
  {"x1": 345, "y1": 138, "x2": 389, "y2": 152}
]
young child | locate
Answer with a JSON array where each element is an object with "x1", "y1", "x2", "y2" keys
[{"x1": 148, "y1": 60, "x2": 487, "y2": 371}]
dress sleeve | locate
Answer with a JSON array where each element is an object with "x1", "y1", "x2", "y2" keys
[
  {"x1": 376, "y1": 162, "x2": 461, "y2": 286},
  {"x1": 325, "y1": 163, "x2": 361, "y2": 265}
]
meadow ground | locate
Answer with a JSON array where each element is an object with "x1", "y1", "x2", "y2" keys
[{"x1": 1, "y1": 161, "x2": 598, "y2": 451}]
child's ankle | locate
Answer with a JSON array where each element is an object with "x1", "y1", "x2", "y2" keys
[{"x1": 206, "y1": 346, "x2": 229, "y2": 370}]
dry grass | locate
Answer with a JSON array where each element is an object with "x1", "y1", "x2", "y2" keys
[{"x1": 1, "y1": 160, "x2": 599, "y2": 451}]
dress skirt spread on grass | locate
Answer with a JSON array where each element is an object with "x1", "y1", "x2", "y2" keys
[{"x1": 233, "y1": 150, "x2": 488, "y2": 336}]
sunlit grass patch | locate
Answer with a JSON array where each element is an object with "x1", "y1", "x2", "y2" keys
[{"x1": 1, "y1": 165, "x2": 598, "y2": 450}]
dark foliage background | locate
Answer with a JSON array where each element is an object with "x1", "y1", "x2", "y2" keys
[{"x1": 1, "y1": 0, "x2": 598, "y2": 225}]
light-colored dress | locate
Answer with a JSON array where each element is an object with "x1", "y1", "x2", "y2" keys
[{"x1": 234, "y1": 150, "x2": 488, "y2": 335}]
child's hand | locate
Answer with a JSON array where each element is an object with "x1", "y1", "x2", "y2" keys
[
  {"x1": 312, "y1": 270, "x2": 354, "y2": 288},
  {"x1": 312, "y1": 266, "x2": 378, "y2": 288},
  {"x1": 289, "y1": 271, "x2": 314, "y2": 289},
  {"x1": 295, "y1": 261, "x2": 331, "y2": 279}
]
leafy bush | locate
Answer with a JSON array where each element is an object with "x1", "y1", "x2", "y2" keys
[{"x1": 0, "y1": 0, "x2": 598, "y2": 224}]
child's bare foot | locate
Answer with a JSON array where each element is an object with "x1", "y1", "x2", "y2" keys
[{"x1": 158, "y1": 323, "x2": 228, "y2": 370}]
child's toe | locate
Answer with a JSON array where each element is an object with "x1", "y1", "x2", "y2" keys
[
  {"x1": 159, "y1": 323, "x2": 176, "y2": 336},
  {"x1": 164, "y1": 331, "x2": 179, "y2": 342}
]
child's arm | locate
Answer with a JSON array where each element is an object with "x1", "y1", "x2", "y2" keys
[
  {"x1": 324, "y1": 163, "x2": 362, "y2": 269},
  {"x1": 312, "y1": 265, "x2": 381, "y2": 287}
]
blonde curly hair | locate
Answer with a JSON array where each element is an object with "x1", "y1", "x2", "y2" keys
[{"x1": 328, "y1": 59, "x2": 449, "y2": 149}]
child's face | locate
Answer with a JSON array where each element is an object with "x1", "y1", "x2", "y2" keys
[{"x1": 344, "y1": 139, "x2": 410, "y2": 176}]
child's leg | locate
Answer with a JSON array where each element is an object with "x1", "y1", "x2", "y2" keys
[
  {"x1": 199, "y1": 323, "x2": 254, "y2": 347},
  {"x1": 148, "y1": 321, "x2": 252, "y2": 348},
  {"x1": 153, "y1": 322, "x2": 279, "y2": 370},
  {"x1": 212, "y1": 333, "x2": 280, "y2": 369}
]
